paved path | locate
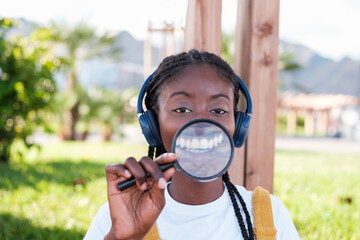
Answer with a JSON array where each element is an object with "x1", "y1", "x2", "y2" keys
[
  {"x1": 32, "y1": 124, "x2": 360, "y2": 154},
  {"x1": 124, "y1": 125, "x2": 360, "y2": 153},
  {"x1": 275, "y1": 136, "x2": 360, "y2": 153}
]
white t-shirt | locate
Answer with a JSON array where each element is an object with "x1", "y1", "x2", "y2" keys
[{"x1": 84, "y1": 185, "x2": 300, "y2": 240}]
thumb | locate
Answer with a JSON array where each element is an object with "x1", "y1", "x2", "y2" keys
[{"x1": 149, "y1": 166, "x2": 175, "y2": 199}]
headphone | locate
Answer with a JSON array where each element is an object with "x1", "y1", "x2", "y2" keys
[{"x1": 137, "y1": 71, "x2": 252, "y2": 148}]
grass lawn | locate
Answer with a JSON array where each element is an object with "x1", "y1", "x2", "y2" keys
[
  {"x1": 275, "y1": 150, "x2": 360, "y2": 239},
  {"x1": 0, "y1": 141, "x2": 359, "y2": 239}
]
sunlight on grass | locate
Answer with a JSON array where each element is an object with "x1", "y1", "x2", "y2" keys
[
  {"x1": 0, "y1": 142, "x2": 359, "y2": 239},
  {"x1": 0, "y1": 141, "x2": 147, "y2": 239},
  {"x1": 274, "y1": 150, "x2": 360, "y2": 240}
]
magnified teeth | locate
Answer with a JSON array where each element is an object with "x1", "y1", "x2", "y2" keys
[
  {"x1": 176, "y1": 133, "x2": 226, "y2": 153},
  {"x1": 186, "y1": 139, "x2": 191, "y2": 149},
  {"x1": 218, "y1": 133, "x2": 224, "y2": 142},
  {"x1": 191, "y1": 139, "x2": 200, "y2": 149},
  {"x1": 208, "y1": 139, "x2": 214, "y2": 148},
  {"x1": 214, "y1": 136, "x2": 219, "y2": 147},
  {"x1": 180, "y1": 138, "x2": 186, "y2": 148},
  {"x1": 200, "y1": 138, "x2": 208, "y2": 149}
]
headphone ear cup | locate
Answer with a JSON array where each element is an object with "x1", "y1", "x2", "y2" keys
[
  {"x1": 138, "y1": 110, "x2": 163, "y2": 147},
  {"x1": 233, "y1": 111, "x2": 249, "y2": 148}
]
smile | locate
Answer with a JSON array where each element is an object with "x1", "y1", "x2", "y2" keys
[{"x1": 175, "y1": 133, "x2": 225, "y2": 153}]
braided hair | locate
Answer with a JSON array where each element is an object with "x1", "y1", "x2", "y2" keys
[{"x1": 145, "y1": 49, "x2": 254, "y2": 240}]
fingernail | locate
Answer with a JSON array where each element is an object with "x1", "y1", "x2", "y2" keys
[
  {"x1": 158, "y1": 178, "x2": 167, "y2": 189},
  {"x1": 167, "y1": 153, "x2": 176, "y2": 157},
  {"x1": 124, "y1": 170, "x2": 131, "y2": 178},
  {"x1": 140, "y1": 182, "x2": 147, "y2": 190}
]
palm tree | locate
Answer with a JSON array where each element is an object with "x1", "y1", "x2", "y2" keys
[
  {"x1": 278, "y1": 48, "x2": 303, "y2": 92},
  {"x1": 47, "y1": 21, "x2": 120, "y2": 140}
]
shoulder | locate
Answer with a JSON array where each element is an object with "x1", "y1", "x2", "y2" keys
[
  {"x1": 233, "y1": 185, "x2": 291, "y2": 217},
  {"x1": 234, "y1": 185, "x2": 300, "y2": 240},
  {"x1": 84, "y1": 202, "x2": 111, "y2": 240}
]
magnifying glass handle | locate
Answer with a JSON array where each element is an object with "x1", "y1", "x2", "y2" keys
[{"x1": 117, "y1": 162, "x2": 175, "y2": 191}]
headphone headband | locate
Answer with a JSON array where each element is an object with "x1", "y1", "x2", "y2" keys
[
  {"x1": 138, "y1": 72, "x2": 252, "y2": 117},
  {"x1": 236, "y1": 76, "x2": 252, "y2": 119},
  {"x1": 137, "y1": 72, "x2": 156, "y2": 114},
  {"x1": 137, "y1": 70, "x2": 252, "y2": 148}
]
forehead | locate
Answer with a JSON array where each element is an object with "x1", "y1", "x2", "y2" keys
[{"x1": 160, "y1": 64, "x2": 233, "y2": 94}]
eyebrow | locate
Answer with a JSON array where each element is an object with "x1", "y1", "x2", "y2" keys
[
  {"x1": 211, "y1": 94, "x2": 231, "y2": 101},
  {"x1": 169, "y1": 91, "x2": 193, "y2": 98},
  {"x1": 169, "y1": 92, "x2": 231, "y2": 101}
]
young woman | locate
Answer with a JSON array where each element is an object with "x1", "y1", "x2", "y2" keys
[{"x1": 84, "y1": 50, "x2": 299, "y2": 240}]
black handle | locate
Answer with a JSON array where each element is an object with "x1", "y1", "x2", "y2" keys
[{"x1": 117, "y1": 162, "x2": 175, "y2": 191}]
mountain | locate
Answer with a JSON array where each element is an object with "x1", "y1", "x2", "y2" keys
[
  {"x1": 279, "y1": 41, "x2": 360, "y2": 97},
  {"x1": 78, "y1": 31, "x2": 161, "y2": 90},
  {"x1": 4, "y1": 18, "x2": 360, "y2": 97}
]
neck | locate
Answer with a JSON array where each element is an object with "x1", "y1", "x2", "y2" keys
[{"x1": 168, "y1": 171, "x2": 225, "y2": 205}]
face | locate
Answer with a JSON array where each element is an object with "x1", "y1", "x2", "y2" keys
[{"x1": 156, "y1": 64, "x2": 236, "y2": 152}]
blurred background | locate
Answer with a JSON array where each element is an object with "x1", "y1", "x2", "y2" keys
[{"x1": 0, "y1": 0, "x2": 359, "y2": 239}]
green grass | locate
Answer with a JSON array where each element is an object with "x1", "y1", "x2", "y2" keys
[
  {"x1": 0, "y1": 142, "x2": 359, "y2": 239},
  {"x1": 0, "y1": 142, "x2": 147, "y2": 240},
  {"x1": 274, "y1": 150, "x2": 360, "y2": 240}
]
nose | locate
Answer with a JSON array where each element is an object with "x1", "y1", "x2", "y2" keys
[{"x1": 193, "y1": 107, "x2": 210, "y2": 120}]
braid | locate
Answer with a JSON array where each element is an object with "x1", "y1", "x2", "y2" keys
[
  {"x1": 147, "y1": 146, "x2": 155, "y2": 159},
  {"x1": 223, "y1": 172, "x2": 254, "y2": 240},
  {"x1": 147, "y1": 145, "x2": 167, "y2": 160},
  {"x1": 145, "y1": 49, "x2": 240, "y2": 112},
  {"x1": 155, "y1": 145, "x2": 167, "y2": 158},
  {"x1": 232, "y1": 184, "x2": 255, "y2": 240}
]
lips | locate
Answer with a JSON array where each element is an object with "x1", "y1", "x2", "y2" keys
[{"x1": 175, "y1": 133, "x2": 225, "y2": 153}]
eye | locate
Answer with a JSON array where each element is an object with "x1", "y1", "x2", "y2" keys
[
  {"x1": 211, "y1": 109, "x2": 228, "y2": 114},
  {"x1": 174, "y1": 107, "x2": 192, "y2": 113}
]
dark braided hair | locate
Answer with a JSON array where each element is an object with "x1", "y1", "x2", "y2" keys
[
  {"x1": 144, "y1": 49, "x2": 253, "y2": 239},
  {"x1": 144, "y1": 49, "x2": 240, "y2": 112}
]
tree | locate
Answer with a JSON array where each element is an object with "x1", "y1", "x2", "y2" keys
[
  {"x1": 278, "y1": 46, "x2": 303, "y2": 92},
  {"x1": 47, "y1": 21, "x2": 121, "y2": 140},
  {"x1": 0, "y1": 18, "x2": 58, "y2": 162},
  {"x1": 77, "y1": 87, "x2": 137, "y2": 141},
  {"x1": 221, "y1": 32, "x2": 235, "y2": 66}
]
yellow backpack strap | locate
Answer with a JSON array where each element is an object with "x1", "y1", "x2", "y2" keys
[
  {"x1": 143, "y1": 223, "x2": 161, "y2": 240},
  {"x1": 252, "y1": 186, "x2": 277, "y2": 240}
]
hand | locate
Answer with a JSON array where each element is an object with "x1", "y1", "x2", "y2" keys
[{"x1": 104, "y1": 153, "x2": 176, "y2": 240}]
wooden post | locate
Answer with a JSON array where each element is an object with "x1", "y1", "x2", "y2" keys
[
  {"x1": 318, "y1": 109, "x2": 330, "y2": 135},
  {"x1": 231, "y1": 0, "x2": 280, "y2": 193},
  {"x1": 144, "y1": 23, "x2": 153, "y2": 79},
  {"x1": 287, "y1": 110, "x2": 297, "y2": 135},
  {"x1": 145, "y1": 23, "x2": 183, "y2": 78},
  {"x1": 184, "y1": 0, "x2": 222, "y2": 55},
  {"x1": 304, "y1": 109, "x2": 314, "y2": 136},
  {"x1": 166, "y1": 30, "x2": 175, "y2": 57}
]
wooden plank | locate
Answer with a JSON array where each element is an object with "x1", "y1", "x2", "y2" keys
[
  {"x1": 287, "y1": 110, "x2": 297, "y2": 135},
  {"x1": 144, "y1": 24, "x2": 153, "y2": 78},
  {"x1": 231, "y1": 0, "x2": 280, "y2": 193},
  {"x1": 305, "y1": 110, "x2": 314, "y2": 136},
  {"x1": 184, "y1": 0, "x2": 222, "y2": 55}
]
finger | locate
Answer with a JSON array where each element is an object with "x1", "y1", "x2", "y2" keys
[
  {"x1": 105, "y1": 163, "x2": 131, "y2": 180},
  {"x1": 154, "y1": 153, "x2": 177, "y2": 187},
  {"x1": 154, "y1": 152, "x2": 177, "y2": 165},
  {"x1": 139, "y1": 157, "x2": 167, "y2": 190},
  {"x1": 123, "y1": 157, "x2": 147, "y2": 190},
  {"x1": 163, "y1": 167, "x2": 176, "y2": 182}
]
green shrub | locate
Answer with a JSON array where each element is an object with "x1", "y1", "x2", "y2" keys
[{"x1": 0, "y1": 18, "x2": 58, "y2": 162}]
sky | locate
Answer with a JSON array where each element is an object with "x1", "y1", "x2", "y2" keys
[{"x1": 1, "y1": 0, "x2": 359, "y2": 61}]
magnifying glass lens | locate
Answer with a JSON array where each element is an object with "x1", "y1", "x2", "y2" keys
[
  {"x1": 118, "y1": 119, "x2": 234, "y2": 191},
  {"x1": 172, "y1": 119, "x2": 234, "y2": 181}
]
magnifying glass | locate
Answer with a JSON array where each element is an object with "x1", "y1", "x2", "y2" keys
[{"x1": 117, "y1": 118, "x2": 234, "y2": 191}]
